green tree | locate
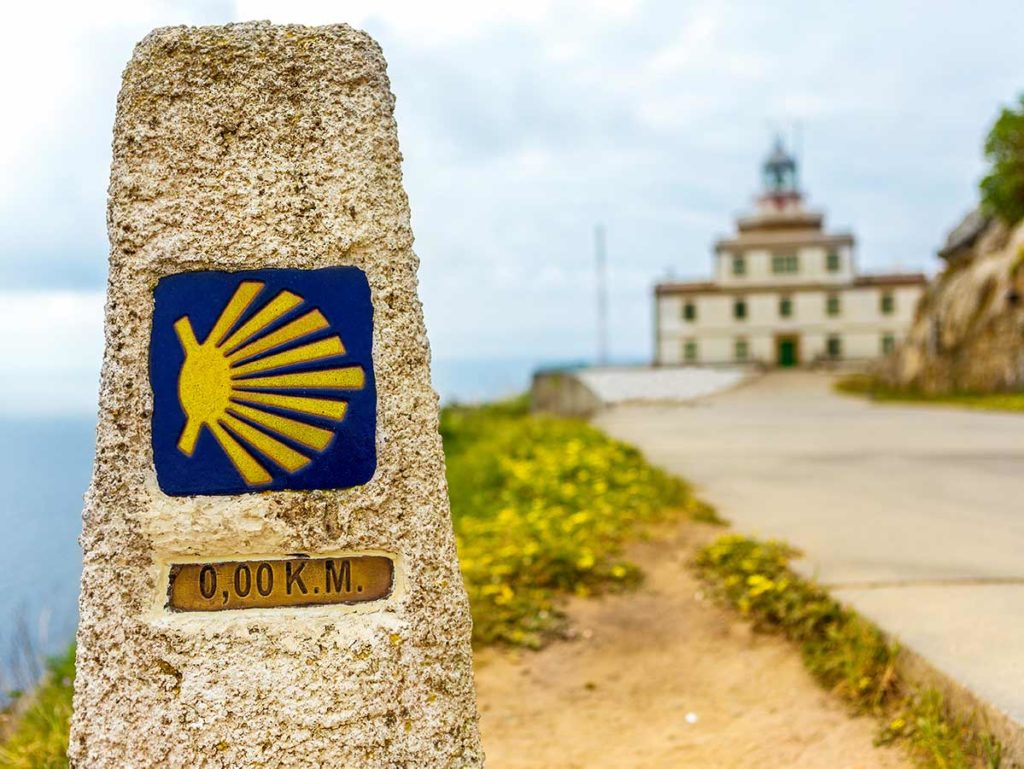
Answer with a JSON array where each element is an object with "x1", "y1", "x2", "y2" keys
[{"x1": 981, "y1": 94, "x2": 1024, "y2": 224}]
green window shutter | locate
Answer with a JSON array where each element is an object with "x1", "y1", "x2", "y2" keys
[
  {"x1": 735, "y1": 338, "x2": 748, "y2": 361},
  {"x1": 826, "y1": 294, "x2": 840, "y2": 317},
  {"x1": 827, "y1": 335, "x2": 842, "y2": 359},
  {"x1": 773, "y1": 253, "x2": 799, "y2": 274},
  {"x1": 881, "y1": 292, "x2": 895, "y2": 314}
]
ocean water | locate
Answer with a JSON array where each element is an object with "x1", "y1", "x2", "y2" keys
[
  {"x1": 0, "y1": 418, "x2": 93, "y2": 689},
  {"x1": 431, "y1": 356, "x2": 577, "y2": 404},
  {"x1": 0, "y1": 357, "x2": 562, "y2": 687}
]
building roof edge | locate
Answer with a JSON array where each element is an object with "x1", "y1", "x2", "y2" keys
[{"x1": 655, "y1": 272, "x2": 928, "y2": 296}]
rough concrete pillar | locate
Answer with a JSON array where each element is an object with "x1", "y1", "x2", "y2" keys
[{"x1": 70, "y1": 22, "x2": 482, "y2": 767}]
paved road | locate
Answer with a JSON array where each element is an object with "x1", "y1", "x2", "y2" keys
[{"x1": 595, "y1": 372, "x2": 1024, "y2": 725}]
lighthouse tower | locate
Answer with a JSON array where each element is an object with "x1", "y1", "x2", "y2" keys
[{"x1": 653, "y1": 138, "x2": 926, "y2": 367}]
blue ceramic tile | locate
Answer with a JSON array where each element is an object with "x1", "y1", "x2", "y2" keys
[{"x1": 150, "y1": 267, "x2": 377, "y2": 496}]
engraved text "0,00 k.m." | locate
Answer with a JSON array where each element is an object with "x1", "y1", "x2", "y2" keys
[{"x1": 167, "y1": 555, "x2": 395, "y2": 612}]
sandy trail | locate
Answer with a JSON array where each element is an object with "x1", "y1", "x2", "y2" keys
[{"x1": 473, "y1": 523, "x2": 910, "y2": 769}]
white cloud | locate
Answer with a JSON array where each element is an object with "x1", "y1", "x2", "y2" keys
[
  {"x1": 236, "y1": 0, "x2": 557, "y2": 45},
  {"x1": 2, "y1": 0, "x2": 1023, "y2": 412},
  {"x1": 0, "y1": 1, "x2": 230, "y2": 285},
  {"x1": 0, "y1": 291, "x2": 105, "y2": 416}
]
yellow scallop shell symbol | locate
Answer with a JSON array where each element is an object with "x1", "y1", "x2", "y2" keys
[{"x1": 173, "y1": 280, "x2": 365, "y2": 487}]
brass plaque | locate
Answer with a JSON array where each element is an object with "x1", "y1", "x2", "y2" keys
[{"x1": 167, "y1": 555, "x2": 394, "y2": 612}]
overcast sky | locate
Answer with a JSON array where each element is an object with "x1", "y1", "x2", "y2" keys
[{"x1": 2, "y1": 0, "x2": 1022, "y2": 414}]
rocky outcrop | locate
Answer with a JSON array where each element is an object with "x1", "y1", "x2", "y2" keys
[{"x1": 880, "y1": 211, "x2": 1024, "y2": 393}]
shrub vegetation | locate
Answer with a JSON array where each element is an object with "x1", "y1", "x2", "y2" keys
[
  {"x1": 836, "y1": 374, "x2": 1024, "y2": 412},
  {"x1": 982, "y1": 94, "x2": 1024, "y2": 224},
  {"x1": 0, "y1": 647, "x2": 74, "y2": 769},
  {"x1": 696, "y1": 535, "x2": 1003, "y2": 769},
  {"x1": 443, "y1": 396, "x2": 716, "y2": 647}
]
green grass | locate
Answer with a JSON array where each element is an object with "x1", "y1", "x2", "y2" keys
[
  {"x1": 443, "y1": 396, "x2": 718, "y2": 647},
  {"x1": 2, "y1": 395, "x2": 711, "y2": 760},
  {"x1": 0, "y1": 647, "x2": 75, "y2": 769},
  {"x1": 837, "y1": 374, "x2": 1024, "y2": 413},
  {"x1": 696, "y1": 535, "x2": 1002, "y2": 768}
]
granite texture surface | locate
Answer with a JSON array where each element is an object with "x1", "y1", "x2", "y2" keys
[{"x1": 70, "y1": 22, "x2": 482, "y2": 768}]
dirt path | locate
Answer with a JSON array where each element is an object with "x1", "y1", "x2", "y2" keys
[{"x1": 473, "y1": 523, "x2": 909, "y2": 769}]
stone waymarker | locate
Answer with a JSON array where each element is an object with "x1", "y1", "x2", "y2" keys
[{"x1": 70, "y1": 23, "x2": 483, "y2": 767}]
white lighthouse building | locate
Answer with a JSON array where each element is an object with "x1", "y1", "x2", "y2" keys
[{"x1": 654, "y1": 141, "x2": 926, "y2": 367}]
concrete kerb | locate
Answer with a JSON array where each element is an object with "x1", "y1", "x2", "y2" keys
[
  {"x1": 894, "y1": 640, "x2": 1024, "y2": 767},
  {"x1": 531, "y1": 365, "x2": 760, "y2": 418},
  {"x1": 530, "y1": 369, "x2": 604, "y2": 418}
]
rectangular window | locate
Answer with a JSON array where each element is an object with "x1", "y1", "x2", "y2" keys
[
  {"x1": 826, "y1": 335, "x2": 842, "y2": 359},
  {"x1": 734, "y1": 338, "x2": 749, "y2": 362},
  {"x1": 732, "y1": 254, "x2": 746, "y2": 276},
  {"x1": 779, "y1": 295, "x2": 793, "y2": 318},
  {"x1": 771, "y1": 252, "x2": 799, "y2": 274},
  {"x1": 880, "y1": 291, "x2": 895, "y2": 315},
  {"x1": 682, "y1": 301, "x2": 697, "y2": 322},
  {"x1": 826, "y1": 293, "x2": 841, "y2": 317},
  {"x1": 881, "y1": 334, "x2": 895, "y2": 355},
  {"x1": 684, "y1": 339, "x2": 698, "y2": 363},
  {"x1": 733, "y1": 298, "x2": 747, "y2": 321},
  {"x1": 826, "y1": 250, "x2": 841, "y2": 273}
]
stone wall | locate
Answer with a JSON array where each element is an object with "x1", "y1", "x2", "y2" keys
[
  {"x1": 880, "y1": 212, "x2": 1024, "y2": 393},
  {"x1": 530, "y1": 370, "x2": 603, "y2": 417}
]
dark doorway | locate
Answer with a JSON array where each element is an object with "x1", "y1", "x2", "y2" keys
[{"x1": 775, "y1": 335, "x2": 800, "y2": 367}]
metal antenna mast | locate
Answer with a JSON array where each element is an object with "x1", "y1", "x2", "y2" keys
[
  {"x1": 793, "y1": 120, "x2": 803, "y2": 189},
  {"x1": 595, "y1": 224, "x2": 609, "y2": 367}
]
